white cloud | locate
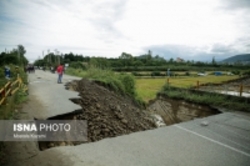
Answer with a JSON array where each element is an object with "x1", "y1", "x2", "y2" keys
[
  {"x1": 0, "y1": 0, "x2": 249, "y2": 62},
  {"x1": 116, "y1": 0, "x2": 246, "y2": 46}
]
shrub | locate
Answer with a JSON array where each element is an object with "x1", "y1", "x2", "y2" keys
[
  {"x1": 151, "y1": 71, "x2": 165, "y2": 76},
  {"x1": 132, "y1": 71, "x2": 140, "y2": 76},
  {"x1": 242, "y1": 70, "x2": 250, "y2": 76},
  {"x1": 69, "y1": 61, "x2": 87, "y2": 70},
  {"x1": 232, "y1": 70, "x2": 240, "y2": 75},
  {"x1": 82, "y1": 67, "x2": 137, "y2": 98},
  {"x1": 185, "y1": 71, "x2": 190, "y2": 76},
  {"x1": 119, "y1": 74, "x2": 136, "y2": 96}
]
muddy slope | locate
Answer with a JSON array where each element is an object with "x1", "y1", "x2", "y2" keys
[
  {"x1": 67, "y1": 79, "x2": 156, "y2": 142},
  {"x1": 147, "y1": 97, "x2": 221, "y2": 125}
]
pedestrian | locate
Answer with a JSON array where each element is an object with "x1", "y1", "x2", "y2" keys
[
  {"x1": 4, "y1": 66, "x2": 11, "y2": 79},
  {"x1": 51, "y1": 66, "x2": 54, "y2": 73},
  {"x1": 56, "y1": 63, "x2": 64, "y2": 84},
  {"x1": 167, "y1": 68, "x2": 171, "y2": 77}
]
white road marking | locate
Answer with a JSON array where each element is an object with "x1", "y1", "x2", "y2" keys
[{"x1": 174, "y1": 125, "x2": 250, "y2": 157}]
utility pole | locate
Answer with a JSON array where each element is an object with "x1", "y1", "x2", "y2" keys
[
  {"x1": 17, "y1": 46, "x2": 20, "y2": 66},
  {"x1": 55, "y1": 49, "x2": 60, "y2": 65},
  {"x1": 58, "y1": 51, "x2": 60, "y2": 65},
  {"x1": 54, "y1": 49, "x2": 57, "y2": 65},
  {"x1": 47, "y1": 49, "x2": 51, "y2": 65}
]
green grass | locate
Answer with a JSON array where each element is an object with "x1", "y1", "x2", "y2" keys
[
  {"x1": 66, "y1": 67, "x2": 139, "y2": 97},
  {"x1": 167, "y1": 75, "x2": 239, "y2": 88},
  {"x1": 0, "y1": 64, "x2": 28, "y2": 120},
  {"x1": 65, "y1": 67, "x2": 87, "y2": 77},
  {"x1": 160, "y1": 85, "x2": 250, "y2": 112},
  {"x1": 136, "y1": 78, "x2": 167, "y2": 102},
  {"x1": 136, "y1": 75, "x2": 239, "y2": 102},
  {"x1": 0, "y1": 64, "x2": 28, "y2": 165}
]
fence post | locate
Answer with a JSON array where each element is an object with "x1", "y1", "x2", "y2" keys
[
  {"x1": 3, "y1": 84, "x2": 7, "y2": 104},
  {"x1": 3, "y1": 85, "x2": 6, "y2": 97},
  {"x1": 197, "y1": 81, "x2": 200, "y2": 89},
  {"x1": 239, "y1": 84, "x2": 243, "y2": 97}
]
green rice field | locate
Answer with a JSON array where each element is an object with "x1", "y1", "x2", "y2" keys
[{"x1": 136, "y1": 75, "x2": 239, "y2": 102}]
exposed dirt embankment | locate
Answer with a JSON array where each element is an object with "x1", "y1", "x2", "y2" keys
[
  {"x1": 67, "y1": 79, "x2": 156, "y2": 142},
  {"x1": 147, "y1": 97, "x2": 221, "y2": 125},
  {"x1": 40, "y1": 79, "x2": 221, "y2": 150}
]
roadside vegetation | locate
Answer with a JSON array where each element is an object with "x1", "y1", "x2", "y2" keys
[
  {"x1": 159, "y1": 85, "x2": 250, "y2": 112},
  {"x1": 0, "y1": 45, "x2": 28, "y2": 120},
  {"x1": 66, "y1": 67, "x2": 144, "y2": 105},
  {"x1": 0, "y1": 45, "x2": 29, "y2": 164}
]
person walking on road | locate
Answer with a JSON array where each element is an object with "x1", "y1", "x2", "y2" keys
[{"x1": 56, "y1": 63, "x2": 64, "y2": 84}]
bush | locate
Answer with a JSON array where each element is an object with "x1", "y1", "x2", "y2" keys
[
  {"x1": 69, "y1": 61, "x2": 87, "y2": 70},
  {"x1": 151, "y1": 71, "x2": 165, "y2": 76},
  {"x1": 119, "y1": 74, "x2": 136, "y2": 96},
  {"x1": 132, "y1": 71, "x2": 140, "y2": 76},
  {"x1": 242, "y1": 70, "x2": 250, "y2": 76},
  {"x1": 68, "y1": 67, "x2": 144, "y2": 106},
  {"x1": 232, "y1": 70, "x2": 240, "y2": 75},
  {"x1": 185, "y1": 71, "x2": 190, "y2": 76},
  {"x1": 83, "y1": 67, "x2": 137, "y2": 97}
]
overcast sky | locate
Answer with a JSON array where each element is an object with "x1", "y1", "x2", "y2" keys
[{"x1": 0, "y1": 0, "x2": 250, "y2": 62}]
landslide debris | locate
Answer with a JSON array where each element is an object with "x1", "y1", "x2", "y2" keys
[
  {"x1": 40, "y1": 79, "x2": 221, "y2": 150},
  {"x1": 67, "y1": 79, "x2": 156, "y2": 142}
]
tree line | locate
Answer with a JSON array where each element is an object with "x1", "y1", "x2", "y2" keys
[
  {"x1": 0, "y1": 45, "x2": 28, "y2": 66},
  {"x1": 34, "y1": 50, "x2": 250, "y2": 71}
]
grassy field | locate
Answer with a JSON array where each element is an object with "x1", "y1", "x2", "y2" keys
[
  {"x1": 65, "y1": 68, "x2": 240, "y2": 102},
  {"x1": 136, "y1": 75, "x2": 239, "y2": 102},
  {"x1": 116, "y1": 71, "x2": 230, "y2": 76}
]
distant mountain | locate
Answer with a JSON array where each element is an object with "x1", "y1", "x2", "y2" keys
[{"x1": 222, "y1": 54, "x2": 250, "y2": 63}]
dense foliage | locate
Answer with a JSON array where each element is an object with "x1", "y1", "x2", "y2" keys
[
  {"x1": 34, "y1": 50, "x2": 250, "y2": 73},
  {"x1": 0, "y1": 45, "x2": 28, "y2": 66}
]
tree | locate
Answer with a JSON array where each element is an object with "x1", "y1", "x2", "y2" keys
[
  {"x1": 0, "y1": 52, "x2": 18, "y2": 65},
  {"x1": 16, "y1": 45, "x2": 28, "y2": 66},
  {"x1": 18, "y1": 45, "x2": 26, "y2": 56},
  {"x1": 169, "y1": 58, "x2": 174, "y2": 63},
  {"x1": 148, "y1": 50, "x2": 152, "y2": 56},
  {"x1": 119, "y1": 52, "x2": 133, "y2": 60},
  {"x1": 34, "y1": 59, "x2": 46, "y2": 66},
  {"x1": 89, "y1": 57, "x2": 110, "y2": 68},
  {"x1": 64, "y1": 52, "x2": 75, "y2": 62},
  {"x1": 119, "y1": 52, "x2": 133, "y2": 66}
]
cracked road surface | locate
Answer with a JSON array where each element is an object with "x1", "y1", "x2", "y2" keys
[{"x1": 4, "y1": 70, "x2": 250, "y2": 166}]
